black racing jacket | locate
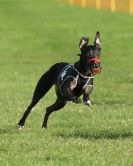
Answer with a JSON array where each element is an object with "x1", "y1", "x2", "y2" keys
[{"x1": 58, "y1": 64, "x2": 94, "y2": 96}]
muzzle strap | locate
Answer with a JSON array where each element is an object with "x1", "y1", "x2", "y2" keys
[
  {"x1": 88, "y1": 56, "x2": 101, "y2": 64},
  {"x1": 88, "y1": 56, "x2": 102, "y2": 75}
]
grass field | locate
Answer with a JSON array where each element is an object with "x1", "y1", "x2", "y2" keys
[{"x1": 0, "y1": 0, "x2": 133, "y2": 165}]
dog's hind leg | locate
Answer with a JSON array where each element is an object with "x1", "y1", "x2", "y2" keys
[
  {"x1": 18, "y1": 85, "x2": 48, "y2": 128},
  {"x1": 42, "y1": 98, "x2": 67, "y2": 129},
  {"x1": 18, "y1": 96, "x2": 41, "y2": 128},
  {"x1": 18, "y1": 67, "x2": 56, "y2": 128}
]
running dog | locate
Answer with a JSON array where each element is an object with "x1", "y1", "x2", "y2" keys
[{"x1": 18, "y1": 31, "x2": 102, "y2": 128}]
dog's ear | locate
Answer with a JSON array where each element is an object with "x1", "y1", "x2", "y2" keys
[
  {"x1": 94, "y1": 31, "x2": 101, "y2": 48},
  {"x1": 79, "y1": 37, "x2": 89, "y2": 50}
]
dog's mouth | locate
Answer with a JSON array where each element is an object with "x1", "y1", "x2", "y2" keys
[
  {"x1": 92, "y1": 65, "x2": 102, "y2": 75},
  {"x1": 88, "y1": 56, "x2": 102, "y2": 75}
]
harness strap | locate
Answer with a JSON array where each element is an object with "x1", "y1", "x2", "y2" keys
[
  {"x1": 58, "y1": 64, "x2": 94, "y2": 96},
  {"x1": 72, "y1": 66, "x2": 91, "y2": 79},
  {"x1": 83, "y1": 76, "x2": 94, "y2": 88}
]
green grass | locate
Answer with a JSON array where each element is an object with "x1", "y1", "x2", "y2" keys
[{"x1": 0, "y1": 0, "x2": 133, "y2": 165}]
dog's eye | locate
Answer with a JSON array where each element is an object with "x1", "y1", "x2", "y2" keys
[
  {"x1": 94, "y1": 49, "x2": 100, "y2": 55},
  {"x1": 87, "y1": 51, "x2": 93, "y2": 57}
]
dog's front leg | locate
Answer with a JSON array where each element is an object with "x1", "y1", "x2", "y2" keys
[
  {"x1": 62, "y1": 77, "x2": 81, "y2": 103},
  {"x1": 65, "y1": 87, "x2": 81, "y2": 103},
  {"x1": 82, "y1": 85, "x2": 93, "y2": 107}
]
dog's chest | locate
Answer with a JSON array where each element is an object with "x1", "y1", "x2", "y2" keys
[
  {"x1": 58, "y1": 65, "x2": 78, "y2": 89},
  {"x1": 58, "y1": 65, "x2": 93, "y2": 95}
]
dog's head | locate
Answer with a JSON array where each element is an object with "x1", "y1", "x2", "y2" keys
[{"x1": 79, "y1": 31, "x2": 102, "y2": 75}]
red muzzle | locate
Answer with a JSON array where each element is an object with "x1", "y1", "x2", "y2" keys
[{"x1": 88, "y1": 56, "x2": 102, "y2": 75}]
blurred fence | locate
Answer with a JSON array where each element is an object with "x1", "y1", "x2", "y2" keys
[{"x1": 68, "y1": 0, "x2": 133, "y2": 14}]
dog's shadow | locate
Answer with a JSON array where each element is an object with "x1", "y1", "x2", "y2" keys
[
  {"x1": 0, "y1": 126, "x2": 132, "y2": 140},
  {"x1": 0, "y1": 126, "x2": 18, "y2": 135},
  {"x1": 54, "y1": 129, "x2": 133, "y2": 140}
]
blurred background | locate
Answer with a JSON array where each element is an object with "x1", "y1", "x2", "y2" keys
[
  {"x1": 0, "y1": 0, "x2": 133, "y2": 165},
  {"x1": 67, "y1": 0, "x2": 133, "y2": 14},
  {"x1": 0, "y1": 0, "x2": 133, "y2": 126}
]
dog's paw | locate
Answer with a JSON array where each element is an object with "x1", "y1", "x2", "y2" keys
[
  {"x1": 72, "y1": 97, "x2": 82, "y2": 104},
  {"x1": 18, "y1": 125, "x2": 24, "y2": 130},
  {"x1": 84, "y1": 100, "x2": 91, "y2": 107}
]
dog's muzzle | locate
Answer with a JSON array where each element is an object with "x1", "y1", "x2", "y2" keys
[{"x1": 89, "y1": 56, "x2": 102, "y2": 75}]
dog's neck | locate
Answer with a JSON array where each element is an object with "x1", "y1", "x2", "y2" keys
[{"x1": 74, "y1": 61, "x2": 92, "y2": 77}]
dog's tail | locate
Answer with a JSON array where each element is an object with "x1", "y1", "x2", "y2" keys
[{"x1": 31, "y1": 64, "x2": 58, "y2": 103}]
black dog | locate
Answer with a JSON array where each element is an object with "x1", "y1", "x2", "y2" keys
[{"x1": 18, "y1": 31, "x2": 102, "y2": 129}]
